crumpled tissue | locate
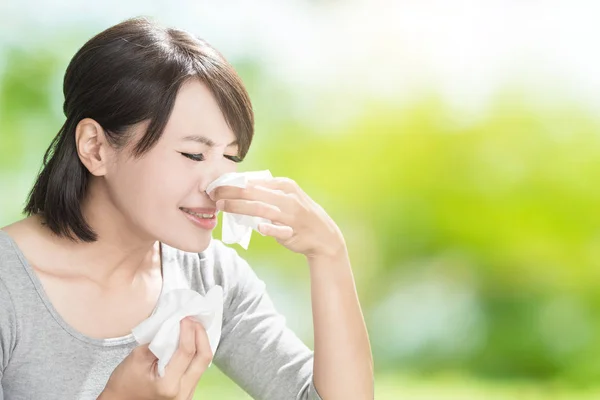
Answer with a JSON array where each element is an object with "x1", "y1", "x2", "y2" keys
[
  {"x1": 132, "y1": 286, "x2": 223, "y2": 377},
  {"x1": 206, "y1": 170, "x2": 273, "y2": 249}
]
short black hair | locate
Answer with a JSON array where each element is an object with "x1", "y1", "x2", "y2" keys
[{"x1": 24, "y1": 17, "x2": 254, "y2": 242}]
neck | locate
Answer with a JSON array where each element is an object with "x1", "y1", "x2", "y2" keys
[{"x1": 41, "y1": 181, "x2": 161, "y2": 286}]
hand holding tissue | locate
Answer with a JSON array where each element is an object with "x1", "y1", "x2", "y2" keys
[
  {"x1": 206, "y1": 170, "x2": 273, "y2": 249},
  {"x1": 132, "y1": 286, "x2": 223, "y2": 377},
  {"x1": 208, "y1": 170, "x2": 346, "y2": 257}
]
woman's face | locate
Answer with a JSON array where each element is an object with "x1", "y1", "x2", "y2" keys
[{"x1": 103, "y1": 79, "x2": 241, "y2": 252}]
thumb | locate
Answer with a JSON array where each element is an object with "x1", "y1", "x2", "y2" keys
[
  {"x1": 132, "y1": 343, "x2": 163, "y2": 378},
  {"x1": 132, "y1": 343, "x2": 157, "y2": 363}
]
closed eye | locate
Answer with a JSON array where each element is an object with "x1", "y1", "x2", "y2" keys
[
  {"x1": 181, "y1": 153, "x2": 205, "y2": 162},
  {"x1": 225, "y1": 155, "x2": 243, "y2": 163},
  {"x1": 181, "y1": 153, "x2": 242, "y2": 163}
]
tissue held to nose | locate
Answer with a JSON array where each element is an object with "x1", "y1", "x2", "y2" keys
[
  {"x1": 132, "y1": 286, "x2": 224, "y2": 377},
  {"x1": 206, "y1": 170, "x2": 273, "y2": 249}
]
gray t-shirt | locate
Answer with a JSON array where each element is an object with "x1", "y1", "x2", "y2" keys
[{"x1": 0, "y1": 230, "x2": 322, "y2": 400}]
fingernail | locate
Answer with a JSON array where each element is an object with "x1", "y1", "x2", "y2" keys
[{"x1": 216, "y1": 200, "x2": 224, "y2": 210}]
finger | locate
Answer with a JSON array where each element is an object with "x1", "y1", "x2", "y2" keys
[
  {"x1": 181, "y1": 322, "x2": 213, "y2": 396},
  {"x1": 212, "y1": 185, "x2": 294, "y2": 212},
  {"x1": 257, "y1": 223, "x2": 294, "y2": 240},
  {"x1": 184, "y1": 322, "x2": 213, "y2": 377},
  {"x1": 163, "y1": 318, "x2": 197, "y2": 380},
  {"x1": 131, "y1": 343, "x2": 153, "y2": 360},
  {"x1": 131, "y1": 343, "x2": 160, "y2": 373},
  {"x1": 247, "y1": 177, "x2": 299, "y2": 194},
  {"x1": 216, "y1": 199, "x2": 293, "y2": 225}
]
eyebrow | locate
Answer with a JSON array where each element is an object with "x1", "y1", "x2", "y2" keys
[{"x1": 182, "y1": 135, "x2": 238, "y2": 147}]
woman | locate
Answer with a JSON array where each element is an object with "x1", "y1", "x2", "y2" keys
[{"x1": 0, "y1": 17, "x2": 373, "y2": 400}]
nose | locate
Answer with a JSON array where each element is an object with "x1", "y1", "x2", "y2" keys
[
  {"x1": 200, "y1": 170, "x2": 221, "y2": 197},
  {"x1": 199, "y1": 158, "x2": 236, "y2": 196}
]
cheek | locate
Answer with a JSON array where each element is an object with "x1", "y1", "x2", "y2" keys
[
  {"x1": 140, "y1": 163, "x2": 191, "y2": 210},
  {"x1": 106, "y1": 157, "x2": 188, "y2": 217},
  {"x1": 225, "y1": 162, "x2": 238, "y2": 174}
]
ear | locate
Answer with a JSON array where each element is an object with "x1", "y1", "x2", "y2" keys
[{"x1": 75, "y1": 118, "x2": 112, "y2": 177}]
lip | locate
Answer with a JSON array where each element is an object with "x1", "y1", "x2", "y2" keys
[
  {"x1": 180, "y1": 207, "x2": 218, "y2": 230},
  {"x1": 180, "y1": 207, "x2": 218, "y2": 215}
]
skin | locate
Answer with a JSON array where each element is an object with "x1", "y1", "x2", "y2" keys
[
  {"x1": 2, "y1": 78, "x2": 374, "y2": 399},
  {"x1": 211, "y1": 180, "x2": 374, "y2": 399}
]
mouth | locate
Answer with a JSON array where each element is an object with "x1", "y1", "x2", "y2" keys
[
  {"x1": 179, "y1": 207, "x2": 218, "y2": 219},
  {"x1": 180, "y1": 206, "x2": 219, "y2": 230}
]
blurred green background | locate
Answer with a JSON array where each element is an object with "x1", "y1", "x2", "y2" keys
[{"x1": 2, "y1": 2, "x2": 600, "y2": 399}]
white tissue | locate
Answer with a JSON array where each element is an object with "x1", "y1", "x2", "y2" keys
[
  {"x1": 132, "y1": 286, "x2": 224, "y2": 377},
  {"x1": 206, "y1": 170, "x2": 273, "y2": 249}
]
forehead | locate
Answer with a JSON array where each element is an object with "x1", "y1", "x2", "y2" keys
[{"x1": 162, "y1": 79, "x2": 236, "y2": 146}]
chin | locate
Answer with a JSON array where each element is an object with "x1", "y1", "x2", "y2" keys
[{"x1": 162, "y1": 231, "x2": 214, "y2": 253}]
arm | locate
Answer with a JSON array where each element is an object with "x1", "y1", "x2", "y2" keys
[
  {"x1": 213, "y1": 246, "x2": 322, "y2": 400},
  {"x1": 212, "y1": 176, "x2": 375, "y2": 399},
  {"x1": 308, "y1": 249, "x2": 374, "y2": 399},
  {"x1": 0, "y1": 277, "x2": 18, "y2": 400}
]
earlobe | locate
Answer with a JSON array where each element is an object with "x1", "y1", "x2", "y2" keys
[{"x1": 75, "y1": 118, "x2": 109, "y2": 177}]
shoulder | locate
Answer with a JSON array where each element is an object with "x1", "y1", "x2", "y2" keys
[
  {"x1": 0, "y1": 216, "x2": 50, "y2": 281},
  {"x1": 0, "y1": 226, "x2": 20, "y2": 256},
  {"x1": 0, "y1": 231, "x2": 19, "y2": 369},
  {"x1": 0, "y1": 229, "x2": 15, "y2": 260},
  {"x1": 0, "y1": 229, "x2": 28, "y2": 287},
  {"x1": 0, "y1": 228, "x2": 36, "y2": 324}
]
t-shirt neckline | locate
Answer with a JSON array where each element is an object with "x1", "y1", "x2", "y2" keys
[{"x1": 0, "y1": 230, "x2": 174, "y2": 348}]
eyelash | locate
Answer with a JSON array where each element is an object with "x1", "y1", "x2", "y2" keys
[{"x1": 181, "y1": 153, "x2": 243, "y2": 163}]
